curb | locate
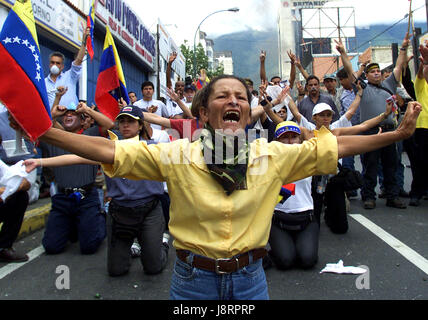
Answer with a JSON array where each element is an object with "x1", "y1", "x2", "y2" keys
[{"x1": 17, "y1": 203, "x2": 51, "y2": 240}]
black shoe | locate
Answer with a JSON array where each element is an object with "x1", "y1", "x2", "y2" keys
[
  {"x1": 409, "y1": 198, "x2": 421, "y2": 207},
  {"x1": 386, "y1": 198, "x2": 407, "y2": 209},
  {"x1": 363, "y1": 199, "x2": 376, "y2": 209},
  {"x1": 0, "y1": 248, "x2": 29, "y2": 263}
]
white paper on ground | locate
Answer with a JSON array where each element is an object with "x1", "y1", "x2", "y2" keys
[{"x1": 320, "y1": 260, "x2": 367, "y2": 275}]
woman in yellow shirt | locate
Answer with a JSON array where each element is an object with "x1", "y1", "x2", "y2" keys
[{"x1": 12, "y1": 75, "x2": 421, "y2": 300}]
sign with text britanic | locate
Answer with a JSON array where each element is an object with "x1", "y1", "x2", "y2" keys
[
  {"x1": 96, "y1": 0, "x2": 156, "y2": 70},
  {"x1": 281, "y1": 0, "x2": 340, "y2": 9}
]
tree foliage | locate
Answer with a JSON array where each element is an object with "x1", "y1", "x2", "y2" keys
[{"x1": 180, "y1": 41, "x2": 224, "y2": 80}]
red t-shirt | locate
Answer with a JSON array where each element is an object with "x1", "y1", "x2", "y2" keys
[{"x1": 169, "y1": 118, "x2": 201, "y2": 141}]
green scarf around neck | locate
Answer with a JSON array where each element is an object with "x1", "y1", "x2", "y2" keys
[{"x1": 199, "y1": 123, "x2": 249, "y2": 195}]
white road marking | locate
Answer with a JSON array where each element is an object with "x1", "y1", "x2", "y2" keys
[
  {"x1": 350, "y1": 214, "x2": 428, "y2": 276},
  {"x1": 0, "y1": 245, "x2": 45, "y2": 280}
]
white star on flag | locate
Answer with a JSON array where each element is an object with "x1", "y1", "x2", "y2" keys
[
  {"x1": 29, "y1": 45, "x2": 35, "y2": 53},
  {"x1": 36, "y1": 63, "x2": 41, "y2": 71},
  {"x1": 35, "y1": 72, "x2": 41, "y2": 81},
  {"x1": 22, "y1": 39, "x2": 29, "y2": 46},
  {"x1": 12, "y1": 36, "x2": 20, "y2": 43},
  {"x1": 2, "y1": 37, "x2": 12, "y2": 44},
  {"x1": 33, "y1": 53, "x2": 39, "y2": 62}
]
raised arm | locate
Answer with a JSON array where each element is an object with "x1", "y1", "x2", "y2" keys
[
  {"x1": 259, "y1": 50, "x2": 267, "y2": 83},
  {"x1": 294, "y1": 56, "x2": 309, "y2": 80},
  {"x1": 166, "y1": 87, "x2": 194, "y2": 119},
  {"x1": 74, "y1": 27, "x2": 90, "y2": 66},
  {"x1": 33, "y1": 127, "x2": 115, "y2": 164},
  {"x1": 258, "y1": 81, "x2": 283, "y2": 125},
  {"x1": 287, "y1": 50, "x2": 297, "y2": 88},
  {"x1": 337, "y1": 101, "x2": 420, "y2": 158},
  {"x1": 143, "y1": 111, "x2": 171, "y2": 128},
  {"x1": 335, "y1": 38, "x2": 357, "y2": 82},
  {"x1": 287, "y1": 93, "x2": 302, "y2": 123},
  {"x1": 166, "y1": 52, "x2": 177, "y2": 89},
  {"x1": 393, "y1": 32, "x2": 411, "y2": 82},
  {"x1": 76, "y1": 102, "x2": 115, "y2": 132}
]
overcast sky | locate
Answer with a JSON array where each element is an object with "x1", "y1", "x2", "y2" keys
[{"x1": 126, "y1": 0, "x2": 427, "y2": 46}]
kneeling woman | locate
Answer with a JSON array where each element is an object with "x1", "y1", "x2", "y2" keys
[
  {"x1": 267, "y1": 121, "x2": 319, "y2": 270},
  {"x1": 24, "y1": 105, "x2": 169, "y2": 276}
]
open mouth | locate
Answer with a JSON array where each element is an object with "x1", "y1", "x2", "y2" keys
[
  {"x1": 223, "y1": 110, "x2": 240, "y2": 123},
  {"x1": 64, "y1": 117, "x2": 74, "y2": 124}
]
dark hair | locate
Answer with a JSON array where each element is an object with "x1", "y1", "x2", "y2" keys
[
  {"x1": 306, "y1": 75, "x2": 320, "y2": 85},
  {"x1": 128, "y1": 91, "x2": 136, "y2": 95},
  {"x1": 336, "y1": 68, "x2": 348, "y2": 80},
  {"x1": 200, "y1": 75, "x2": 253, "y2": 110},
  {"x1": 381, "y1": 67, "x2": 393, "y2": 75},
  {"x1": 141, "y1": 81, "x2": 154, "y2": 90},
  {"x1": 270, "y1": 76, "x2": 281, "y2": 82},
  {"x1": 49, "y1": 52, "x2": 65, "y2": 63}
]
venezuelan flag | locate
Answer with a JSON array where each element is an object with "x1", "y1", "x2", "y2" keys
[
  {"x1": 86, "y1": 0, "x2": 95, "y2": 61},
  {"x1": 277, "y1": 183, "x2": 295, "y2": 204},
  {"x1": 0, "y1": 0, "x2": 51, "y2": 141},
  {"x1": 95, "y1": 26, "x2": 129, "y2": 120}
]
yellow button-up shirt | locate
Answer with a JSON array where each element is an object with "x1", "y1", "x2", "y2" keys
[
  {"x1": 102, "y1": 127, "x2": 338, "y2": 259},
  {"x1": 415, "y1": 76, "x2": 428, "y2": 129}
]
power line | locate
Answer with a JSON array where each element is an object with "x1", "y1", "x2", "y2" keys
[{"x1": 354, "y1": 5, "x2": 425, "y2": 52}]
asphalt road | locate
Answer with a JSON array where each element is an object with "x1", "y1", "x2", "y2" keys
[{"x1": 1, "y1": 155, "x2": 427, "y2": 307}]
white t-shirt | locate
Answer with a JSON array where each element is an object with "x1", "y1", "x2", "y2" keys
[
  {"x1": 275, "y1": 177, "x2": 313, "y2": 214},
  {"x1": 299, "y1": 114, "x2": 352, "y2": 131},
  {"x1": 150, "y1": 128, "x2": 171, "y2": 144},
  {"x1": 165, "y1": 97, "x2": 188, "y2": 118},
  {"x1": 134, "y1": 99, "x2": 169, "y2": 130}
]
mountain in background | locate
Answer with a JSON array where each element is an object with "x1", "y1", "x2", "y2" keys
[{"x1": 212, "y1": 22, "x2": 427, "y2": 85}]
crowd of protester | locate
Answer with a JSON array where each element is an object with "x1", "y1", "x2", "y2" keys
[{"x1": 1, "y1": 28, "x2": 427, "y2": 299}]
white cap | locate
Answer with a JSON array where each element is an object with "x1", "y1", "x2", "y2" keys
[{"x1": 312, "y1": 103, "x2": 335, "y2": 116}]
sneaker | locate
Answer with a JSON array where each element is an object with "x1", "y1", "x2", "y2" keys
[
  {"x1": 409, "y1": 198, "x2": 421, "y2": 207},
  {"x1": 130, "y1": 242, "x2": 141, "y2": 258},
  {"x1": 0, "y1": 248, "x2": 29, "y2": 263},
  {"x1": 386, "y1": 198, "x2": 407, "y2": 209},
  {"x1": 363, "y1": 199, "x2": 376, "y2": 209}
]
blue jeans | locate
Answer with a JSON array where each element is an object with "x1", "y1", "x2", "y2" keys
[
  {"x1": 42, "y1": 188, "x2": 106, "y2": 254},
  {"x1": 170, "y1": 253, "x2": 269, "y2": 300}
]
